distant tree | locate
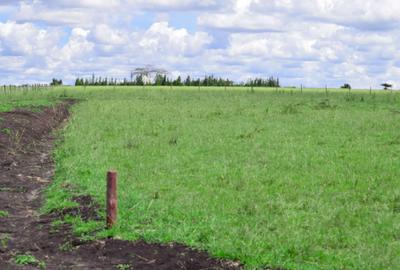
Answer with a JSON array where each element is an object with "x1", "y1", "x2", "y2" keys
[
  {"x1": 73, "y1": 72, "x2": 275, "y2": 88},
  {"x1": 50, "y1": 78, "x2": 63, "y2": 86},
  {"x1": 381, "y1": 83, "x2": 393, "y2": 90},
  {"x1": 173, "y1": 76, "x2": 182, "y2": 86},
  {"x1": 245, "y1": 76, "x2": 280, "y2": 87},
  {"x1": 155, "y1": 74, "x2": 164, "y2": 86},
  {"x1": 341, "y1": 83, "x2": 351, "y2": 89},
  {"x1": 135, "y1": 74, "x2": 144, "y2": 85},
  {"x1": 162, "y1": 75, "x2": 168, "y2": 85},
  {"x1": 192, "y1": 78, "x2": 201, "y2": 86},
  {"x1": 184, "y1": 75, "x2": 191, "y2": 86}
]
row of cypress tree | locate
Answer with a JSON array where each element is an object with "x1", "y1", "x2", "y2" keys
[{"x1": 75, "y1": 74, "x2": 280, "y2": 87}]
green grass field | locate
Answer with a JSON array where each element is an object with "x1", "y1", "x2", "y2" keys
[
  {"x1": 0, "y1": 86, "x2": 69, "y2": 112},
  {"x1": 2, "y1": 86, "x2": 400, "y2": 269}
]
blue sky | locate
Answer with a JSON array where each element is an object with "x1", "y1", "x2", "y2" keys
[{"x1": 0, "y1": 0, "x2": 399, "y2": 88}]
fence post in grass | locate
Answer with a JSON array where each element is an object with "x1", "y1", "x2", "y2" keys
[
  {"x1": 370, "y1": 86, "x2": 372, "y2": 95},
  {"x1": 106, "y1": 170, "x2": 118, "y2": 229},
  {"x1": 301, "y1": 84, "x2": 303, "y2": 93}
]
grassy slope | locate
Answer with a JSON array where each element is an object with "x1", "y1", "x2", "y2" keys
[
  {"x1": 0, "y1": 87, "x2": 74, "y2": 112},
  {"x1": 45, "y1": 87, "x2": 399, "y2": 269}
]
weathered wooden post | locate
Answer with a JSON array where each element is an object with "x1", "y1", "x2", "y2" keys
[{"x1": 106, "y1": 170, "x2": 118, "y2": 229}]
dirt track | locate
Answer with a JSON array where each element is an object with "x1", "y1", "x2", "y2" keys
[{"x1": 0, "y1": 101, "x2": 242, "y2": 269}]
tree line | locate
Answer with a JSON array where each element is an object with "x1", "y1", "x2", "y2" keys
[
  {"x1": 244, "y1": 77, "x2": 280, "y2": 87},
  {"x1": 50, "y1": 78, "x2": 63, "y2": 86},
  {"x1": 75, "y1": 74, "x2": 280, "y2": 87}
]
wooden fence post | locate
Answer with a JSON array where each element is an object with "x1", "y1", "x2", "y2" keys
[{"x1": 106, "y1": 170, "x2": 118, "y2": 229}]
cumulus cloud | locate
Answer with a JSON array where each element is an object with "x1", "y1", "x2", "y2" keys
[
  {"x1": 0, "y1": 21, "x2": 61, "y2": 56},
  {"x1": 42, "y1": 0, "x2": 122, "y2": 9},
  {"x1": 126, "y1": 0, "x2": 223, "y2": 11},
  {"x1": 59, "y1": 28, "x2": 94, "y2": 61},
  {"x1": 0, "y1": 17, "x2": 213, "y2": 84},
  {"x1": 139, "y1": 22, "x2": 212, "y2": 56},
  {"x1": 199, "y1": 0, "x2": 400, "y2": 32},
  {"x1": 15, "y1": 2, "x2": 116, "y2": 27},
  {"x1": 0, "y1": 0, "x2": 400, "y2": 88},
  {"x1": 195, "y1": 0, "x2": 400, "y2": 87},
  {"x1": 246, "y1": 0, "x2": 400, "y2": 31},
  {"x1": 91, "y1": 24, "x2": 127, "y2": 46}
]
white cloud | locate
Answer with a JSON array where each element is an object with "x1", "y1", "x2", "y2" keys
[
  {"x1": 41, "y1": 0, "x2": 222, "y2": 10},
  {"x1": 126, "y1": 0, "x2": 225, "y2": 12},
  {"x1": 0, "y1": 21, "x2": 60, "y2": 56},
  {"x1": 199, "y1": 0, "x2": 400, "y2": 33},
  {"x1": 0, "y1": 18, "x2": 214, "y2": 84},
  {"x1": 139, "y1": 22, "x2": 212, "y2": 56},
  {"x1": 91, "y1": 24, "x2": 127, "y2": 46},
  {"x1": 1, "y1": 0, "x2": 400, "y2": 88},
  {"x1": 59, "y1": 28, "x2": 94, "y2": 61},
  {"x1": 198, "y1": 13, "x2": 284, "y2": 32},
  {"x1": 15, "y1": 2, "x2": 114, "y2": 27},
  {"x1": 42, "y1": 0, "x2": 122, "y2": 9}
]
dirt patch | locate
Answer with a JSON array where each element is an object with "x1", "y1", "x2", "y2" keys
[{"x1": 0, "y1": 101, "x2": 243, "y2": 269}]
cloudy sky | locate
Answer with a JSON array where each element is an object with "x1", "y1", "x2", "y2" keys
[{"x1": 0, "y1": 0, "x2": 399, "y2": 88}]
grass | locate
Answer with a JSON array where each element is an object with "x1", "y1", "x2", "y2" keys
[
  {"x1": 0, "y1": 85, "x2": 77, "y2": 112},
  {"x1": 2, "y1": 86, "x2": 399, "y2": 269},
  {"x1": 14, "y1": 253, "x2": 45, "y2": 269},
  {"x1": 14, "y1": 254, "x2": 38, "y2": 265},
  {"x1": 0, "y1": 233, "x2": 10, "y2": 250},
  {"x1": 116, "y1": 264, "x2": 131, "y2": 270},
  {"x1": 0, "y1": 98, "x2": 55, "y2": 112}
]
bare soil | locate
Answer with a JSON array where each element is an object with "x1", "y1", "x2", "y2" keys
[{"x1": 0, "y1": 101, "x2": 243, "y2": 269}]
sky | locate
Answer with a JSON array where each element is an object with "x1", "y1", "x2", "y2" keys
[{"x1": 0, "y1": 0, "x2": 399, "y2": 88}]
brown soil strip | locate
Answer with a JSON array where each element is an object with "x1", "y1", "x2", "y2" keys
[{"x1": 0, "y1": 101, "x2": 242, "y2": 269}]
